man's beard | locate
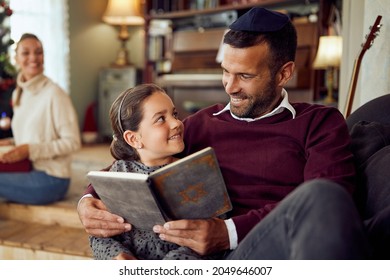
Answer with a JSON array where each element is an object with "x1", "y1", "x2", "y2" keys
[{"x1": 230, "y1": 79, "x2": 278, "y2": 119}]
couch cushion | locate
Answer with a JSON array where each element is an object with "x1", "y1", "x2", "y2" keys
[
  {"x1": 349, "y1": 120, "x2": 390, "y2": 168},
  {"x1": 349, "y1": 121, "x2": 390, "y2": 218},
  {"x1": 362, "y1": 146, "x2": 390, "y2": 259},
  {"x1": 346, "y1": 94, "x2": 390, "y2": 131},
  {"x1": 362, "y1": 146, "x2": 390, "y2": 217}
]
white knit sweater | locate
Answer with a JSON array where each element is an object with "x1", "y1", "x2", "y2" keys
[{"x1": 11, "y1": 73, "x2": 81, "y2": 178}]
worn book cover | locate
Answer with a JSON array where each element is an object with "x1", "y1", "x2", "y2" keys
[{"x1": 87, "y1": 147, "x2": 232, "y2": 229}]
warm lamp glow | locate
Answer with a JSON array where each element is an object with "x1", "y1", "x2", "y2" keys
[
  {"x1": 313, "y1": 36, "x2": 342, "y2": 69},
  {"x1": 103, "y1": 0, "x2": 144, "y2": 66},
  {"x1": 313, "y1": 36, "x2": 342, "y2": 104},
  {"x1": 103, "y1": 0, "x2": 144, "y2": 26}
]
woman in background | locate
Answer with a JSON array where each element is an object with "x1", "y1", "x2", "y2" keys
[{"x1": 0, "y1": 33, "x2": 81, "y2": 205}]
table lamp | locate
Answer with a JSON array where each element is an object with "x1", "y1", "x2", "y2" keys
[
  {"x1": 313, "y1": 35, "x2": 342, "y2": 104},
  {"x1": 102, "y1": 0, "x2": 144, "y2": 66}
]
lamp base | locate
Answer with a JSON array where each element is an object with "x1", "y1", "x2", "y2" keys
[
  {"x1": 322, "y1": 67, "x2": 337, "y2": 105},
  {"x1": 112, "y1": 47, "x2": 132, "y2": 67},
  {"x1": 111, "y1": 25, "x2": 132, "y2": 67},
  {"x1": 323, "y1": 94, "x2": 337, "y2": 105}
]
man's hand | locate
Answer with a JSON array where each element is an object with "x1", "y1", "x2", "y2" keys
[
  {"x1": 153, "y1": 218, "x2": 230, "y2": 256},
  {"x1": 77, "y1": 197, "x2": 131, "y2": 237}
]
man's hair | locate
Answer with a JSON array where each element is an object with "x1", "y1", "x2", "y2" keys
[{"x1": 223, "y1": 20, "x2": 297, "y2": 76}]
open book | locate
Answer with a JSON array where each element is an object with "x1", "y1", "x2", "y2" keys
[{"x1": 87, "y1": 147, "x2": 232, "y2": 229}]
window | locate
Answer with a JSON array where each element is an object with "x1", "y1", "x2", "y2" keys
[{"x1": 9, "y1": 0, "x2": 69, "y2": 92}]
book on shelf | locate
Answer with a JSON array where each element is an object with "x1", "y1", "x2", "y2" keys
[{"x1": 87, "y1": 147, "x2": 232, "y2": 229}]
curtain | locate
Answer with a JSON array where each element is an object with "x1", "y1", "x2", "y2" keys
[{"x1": 9, "y1": 0, "x2": 69, "y2": 93}]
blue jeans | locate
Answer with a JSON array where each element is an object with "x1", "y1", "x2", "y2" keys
[
  {"x1": 226, "y1": 179, "x2": 370, "y2": 259},
  {"x1": 0, "y1": 170, "x2": 70, "y2": 205}
]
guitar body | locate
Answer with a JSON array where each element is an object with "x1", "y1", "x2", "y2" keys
[{"x1": 344, "y1": 15, "x2": 382, "y2": 118}]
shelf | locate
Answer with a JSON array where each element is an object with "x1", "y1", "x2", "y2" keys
[
  {"x1": 146, "y1": 0, "x2": 315, "y2": 20},
  {"x1": 156, "y1": 73, "x2": 223, "y2": 87}
]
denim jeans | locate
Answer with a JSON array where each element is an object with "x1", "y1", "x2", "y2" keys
[
  {"x1": 226, "y1": 179, "x2": 370, "y2": 259},
  {"x1": 0, "y1": 170, "x2": 70, "y2": 205}
]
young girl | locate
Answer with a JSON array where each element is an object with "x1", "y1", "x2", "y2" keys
[{"x1": 89, "y1": 84, "x2": 223, "y2": 260}]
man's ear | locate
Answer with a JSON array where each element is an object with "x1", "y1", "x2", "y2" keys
[
  {"x1": 276, "y1": 61, "x2": 295, "y2": 88},
  {"x1": 123, "y1": 130, "x2": 142, "y2": 149}
]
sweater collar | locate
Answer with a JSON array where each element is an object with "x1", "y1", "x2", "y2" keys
[
  {"x1": 213, "y1": 88, "x2": 296, "y2": 122},
  {"x1": 17, "y1": 73, "x2": 48, "y2": 95}
]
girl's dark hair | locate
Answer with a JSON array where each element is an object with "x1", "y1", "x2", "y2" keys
[
  {"x1": 223, "y1": 20, "x2": 297, "y2": 77},
  {"x1": 109, "y1": 83, "x2": 166, "y2": 161},
  {"x1": 14, "y1": 33, "x2": 43, "y2": 106}
]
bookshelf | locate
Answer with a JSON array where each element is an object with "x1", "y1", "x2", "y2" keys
[{"x1": 142, "y1": 0, "x2": 329, "y2": 112}]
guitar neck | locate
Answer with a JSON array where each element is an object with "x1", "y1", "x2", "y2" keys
[
  {"x1": 343, "y1": 15, "x2": 382, "y2": 118},
  {"x1": 344, "y1": 53, "x2": 365, "y2": 118}
]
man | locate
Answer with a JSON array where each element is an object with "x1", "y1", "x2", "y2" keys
[{"x1": 78, "y1": 8, "x2": 369, "y2": 259}]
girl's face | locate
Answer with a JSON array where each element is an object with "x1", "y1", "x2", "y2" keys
[
  {"x1": 15, "y1": 38, "x2": 44, "y2": 81},
  {"x1": 130, "y1": 91, "x2": 184, "y2": 166}
]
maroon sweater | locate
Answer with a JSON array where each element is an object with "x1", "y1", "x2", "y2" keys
[
  {"x1": 85, "y1": 102, "x2": 356, "y2": 243},
  {"x1": 181, "y1": 103, "x2": 356, "y2": 242}
]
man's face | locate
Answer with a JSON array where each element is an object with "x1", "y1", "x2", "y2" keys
[{"x1": 221, "y1": 43, "x2": 281, "y2": 119}]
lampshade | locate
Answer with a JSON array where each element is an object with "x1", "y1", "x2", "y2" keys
[
  {"x1": 102, "y1": 0, "x2": 144, "y2": 66},
  {"x1": 103, "y1": 0, "x2": 144, "y2": 26},
  {"x1": 313, "y1": 36, "x2": 342, "y2": 69}
]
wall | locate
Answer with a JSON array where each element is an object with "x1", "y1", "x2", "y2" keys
[
  {"x1": 68, "y1": 0, "x2": 144, "y2": 130},
  {"x1": 339, "y1": 0, "x2": 390, "y2": 114}
]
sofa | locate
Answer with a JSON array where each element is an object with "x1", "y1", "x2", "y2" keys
[{"x1": 346, "y1": 93, "x2": 390, "y2": 259}]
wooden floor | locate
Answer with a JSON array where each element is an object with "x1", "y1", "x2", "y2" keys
[{"x1": 0, "y1": 143, "x2": 113, "y2": 260}]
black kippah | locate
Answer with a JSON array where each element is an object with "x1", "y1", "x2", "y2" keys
[{"x1": 229, "y1": 7, "x2": 289, "y2": 32}]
